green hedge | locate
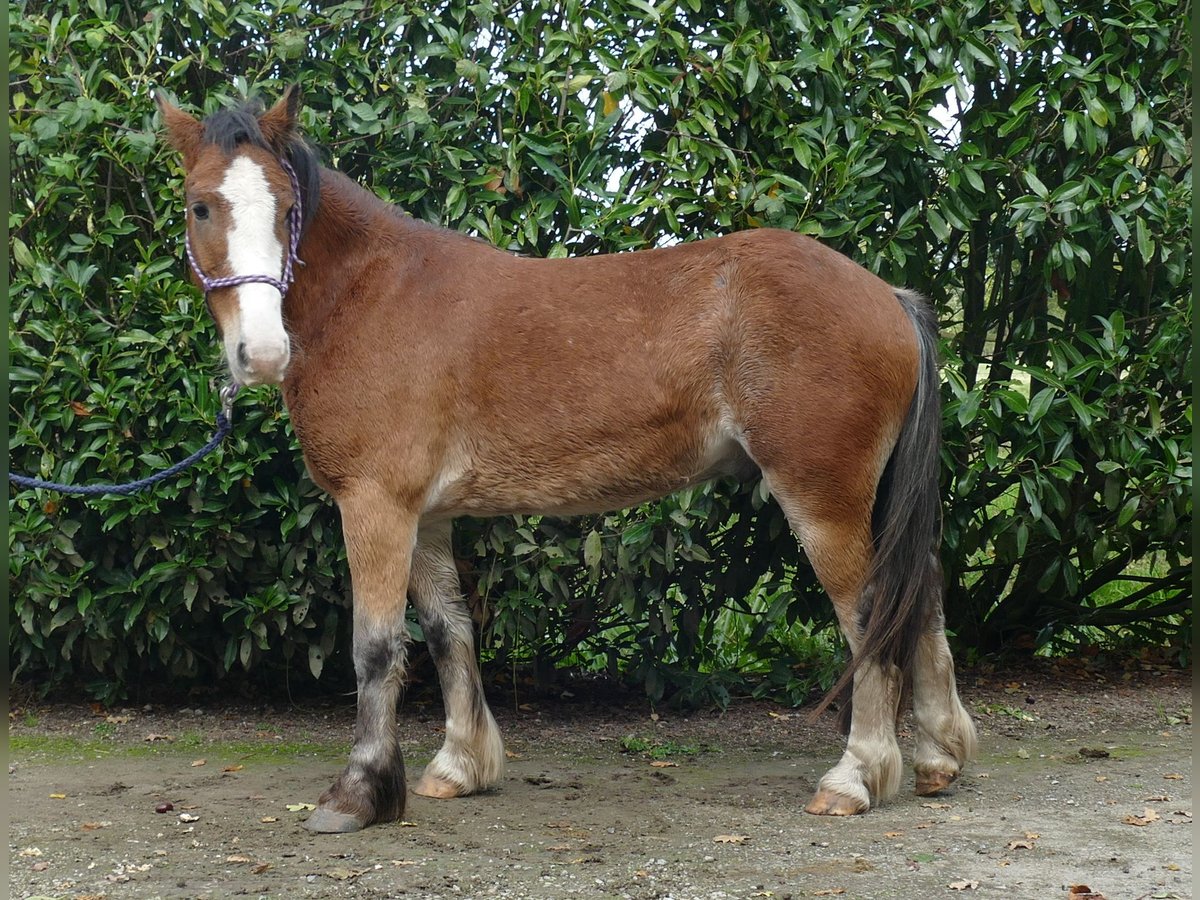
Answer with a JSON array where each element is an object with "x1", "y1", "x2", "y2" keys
[{"x1": 9, "y1": 0, "x2": 1191, "y2": 703}]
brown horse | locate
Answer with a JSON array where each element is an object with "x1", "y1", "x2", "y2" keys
[{"x1": 156, "y1": 86, "x2": 976, "y2": 833}]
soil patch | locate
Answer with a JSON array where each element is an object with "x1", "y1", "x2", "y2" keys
[{"x1": 9, "y1": 661, "x2": 1192, "y2": 899}]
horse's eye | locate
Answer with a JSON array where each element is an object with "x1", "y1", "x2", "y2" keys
[{"x1": 193, "y1": 203, "x2": 210, "y2": 221}]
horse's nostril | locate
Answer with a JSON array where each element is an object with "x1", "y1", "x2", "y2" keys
[{"x1": 237, "y1": 342, "x2": 250, "y2": 369}]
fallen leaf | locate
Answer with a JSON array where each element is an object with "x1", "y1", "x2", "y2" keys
[
  {"x1": 226, "y1": 854, "x2": 254, "y2": 863},
  {"x1": 546, "y1": 844, "x2": 572, "y2": 851},
  {"x1": 144, "y1": 733, "x2": 174, "y2": 742},
  {"x1": 813, "y1": 890, "x2": 846, "y2": 896},
  {"x1": 260, "y1": 816, "x2": 278, "y2": 823},
  {"x1": 1094, "y1": 775, "x2": 1108, "y2": 783},
  {"x1": 178, "y1": 812, "x2": 199, "y2": 823},
  {"x1": 18, "y1": 847, "x2": 43, "y2": 857},
  {"x1": 81, "y1": 821, "x2": 112, "y2": 831},
  {"x1": 324, "y1": 867, "x2": 366, "y2": 880},
  {"x1": 190, "y1": 759, "x2": 207, "y2": 767},
  {"x1": 1163, "y1": 773, "x2": 1183, "y2": 780},
  {"x1": 948, "y1": 880, "x2": 978, "y2": 890},
  {"x1": 391, "y1": 860, "x2": 417, "y2": 867},
  {"x1": 1024, "y1": 831, "x2": 1040, "y2": 840},
  {"x1": 285, "y1": 803, "x2": 316, "y2": 812},
  {"x1": 921, "y1": 802, "x2": 950, "y2": 810},
  {"x1": 1122, "y1": 807, "x2": 1160, "y2": 826},
  {"x1": 505, "y1": 750, "x2": 522, "y2": 759},
  {"x1": 1143, "y1": 795, "x2": 1170, "y2": 802},
  {"x1": 884, "y1": 831, "x2": 903, "y2": 838},
  {"x1": 70, "y1": 401, "x2": 92, "y2": 417},
  {"x1": 398, "y1": 820, "x2": 418, "y2": 827},
  {"x1": 649, "y1": 760, "x2": 678, "y2": 768},
  {"x1": 1016, "y1": 748, "x2": 1030, "y2": 759},
  {"x1": 49, "y1": 793, "x2": 66, "y2": 800},
  {"x1": 105, "y1": 714, "x2": 131, "y2": 724},
  {"x1": 1006, "y1": 839, "x2": 1035, "y2": 850},
  {"x1": 252, "y1": 862, "x2": 271, "y2": 874},
  {"x1": 713, "y1": 834, "x2": 749, "y2": 844},
  {"x1": 1067, "y1": 885, "x2": 1107, "y2": 899},
  {"x1": 31, "y1": 861, "x2": 49, "y2": 871},
  {"x1": 222, "y1": 764, "x2": 245, "y2": 773}
]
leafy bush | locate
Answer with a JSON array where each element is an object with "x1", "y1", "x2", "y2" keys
[{"x1": 9, "y1": 0, "x2": 1190, "y2": 702}]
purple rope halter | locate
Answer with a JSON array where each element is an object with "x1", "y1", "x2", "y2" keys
[{"x1": 185, "y1": 156, "x2": 304, "y2": 297}]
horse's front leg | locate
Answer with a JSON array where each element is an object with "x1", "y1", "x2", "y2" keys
[
  {"x1": 407, "y1": 520, "x2": 505, "y2": 799},
  {"x1": 305, "y1": 492, "x2": 415, "y2": 834}
]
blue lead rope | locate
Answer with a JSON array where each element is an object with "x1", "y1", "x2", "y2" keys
[{"x1": 7, "y1": 385, "x2": 238, "y2": 497}]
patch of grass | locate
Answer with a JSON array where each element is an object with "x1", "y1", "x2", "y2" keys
[
  {"x1": 975, "y1": 702, "x2": 1036, "y2": 722},
  {"x1": 22, "y1": 712, "x2": 39, "y2": 728},
  {"x1": 10, "y1": 733, "x2": 350, "y2": 763},
  {"x1": 92, "y1": 721, "x2": 116, "y2": 738},
  {"x1": 619, "y1": 735, "x2": 709, "y2": 759}
]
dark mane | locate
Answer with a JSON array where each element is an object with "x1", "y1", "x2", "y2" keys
[{"x1": 200, "y1": 100, "x2": 322, "y2": 232}]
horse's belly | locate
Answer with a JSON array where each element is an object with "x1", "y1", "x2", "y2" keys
[{"x1": 422, "y1": 424, "x2": 753, "y2": 519}]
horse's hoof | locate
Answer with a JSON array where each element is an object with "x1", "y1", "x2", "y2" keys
[
  {"x1": 804, "y1": 788, "x2": 869, "y2": 816},
  {"x1": 915, "y1": 770, "x2": 956, "y2": 796},
  {"x1": 412, "y1": 771, "x2": 462, "y2": 799},
  {"x1": 304, "y1": 807, "x2": 367, "y2": 833}
]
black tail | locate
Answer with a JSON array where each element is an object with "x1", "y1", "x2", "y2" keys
[{"x1": 812, "y1": 289, "x2": 944, "y2": 726}]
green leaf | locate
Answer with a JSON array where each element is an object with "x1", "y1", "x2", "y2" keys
[
  {"x1": 583, "y1": 530, "x2": 603, "y2": 569},
  {"x1": 1028, "y1": 388, "x2": 1055, "y2": 423},
  {"x1": 1116, "y1": 496, "x2": 1140, "y2": 527}
]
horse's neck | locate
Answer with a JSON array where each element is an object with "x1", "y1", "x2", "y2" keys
[{"x1": 284, "y1": 168, "x2": 412, "y2": 342}]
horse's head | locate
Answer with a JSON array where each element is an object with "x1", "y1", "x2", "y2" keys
[{"x1": 156, "y1": 87, "x2": 309, "y2": 386}]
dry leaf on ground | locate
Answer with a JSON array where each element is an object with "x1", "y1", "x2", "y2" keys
[
  {"x1": 286, "y1": 802, "x2": 316, "y2": 812},
  {"x1": 948, "y1": 879, "x2": 979, "y2": 890},
  {"x1": 650, "y1": 760, "x2": 678, "y2": 768},
  {"x1": 1122, "y1": 807, "x2": 1160, "y2": 826},
  {"x1": 812, "y1": 890, "x2": 845, "y2": 897},
  {"x1": 1067, "y1": 885, "x2": 1107, "y2": 899},
  {"x1": 190, "y1": 759, "x2": 206, "y2": 767},
  {"x1": 1006, "y1": 839, "x2": 1035, "y2": 850},
  {"x1": 223, "y1": 764, "x2": 244, "y2": 773},
  {"x1": 144, "y1": 733, "x2": 174, "y2": 742},
  {"x1": 713, "y1": 834, "x2": 749, "y2": 844}
]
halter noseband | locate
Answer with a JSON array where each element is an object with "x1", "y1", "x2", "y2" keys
[{"x1": 185, "y1": 156, "x2": 304, "y2": 297}]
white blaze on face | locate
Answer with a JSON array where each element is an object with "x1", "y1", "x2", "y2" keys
[{"x1": 217, "y1": 155, "x2": 291, "y2": 384}]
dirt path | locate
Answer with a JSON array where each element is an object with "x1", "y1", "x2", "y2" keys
[{"x1": 8, "y1": 663, "x2": 1192, "y2": 899}]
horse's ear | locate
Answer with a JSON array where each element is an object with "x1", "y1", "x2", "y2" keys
[
  {"x1": 259, "y1": 85, "x2": 302, "y2": 151},
  {"x1": 154, "y1": 89, "x2": 203, "y2": 168}
]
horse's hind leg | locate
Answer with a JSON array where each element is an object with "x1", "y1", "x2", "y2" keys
[
  {"x1": 306, "y1": 491, "x2": 414, "y2": 834},
  {"x1": 408, "y1": 521, "x2": 505, "y2": 799},
  {"x1": 768, "y1": 482, "x2": 903, "y2": 815},
  {"x1": 911, "y1": 585, "x2": 976, "y2": 795}
]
